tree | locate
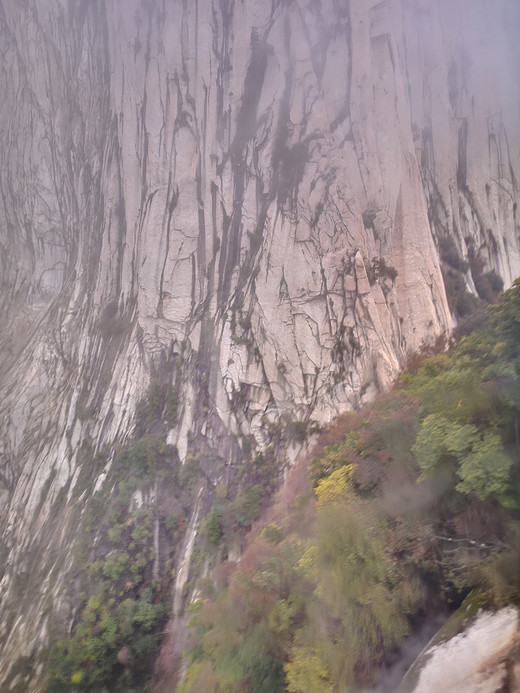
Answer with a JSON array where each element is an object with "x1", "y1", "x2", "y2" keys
[
  {"x1": 413, "y1": 414, "x2": 512, "y2": 500},
  {"x1": 292, "y1": 493, "x2": 416, "y2": 689},
  {"x1": 285, "y1": 647, "x2": 333, "y2": 693},
  {"x1": 456, "y1": 431, "x2": 512, "y2": 499}
]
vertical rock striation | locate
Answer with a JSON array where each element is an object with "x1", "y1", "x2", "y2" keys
[{"x1": 0, "y1": 0, "x2": 519, "y2": 686}]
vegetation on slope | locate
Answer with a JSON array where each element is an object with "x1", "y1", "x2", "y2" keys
[
  {"x1": 38, "y1": 376, "x2": 279, "y2": 692},
  {"x1": 37, "y1": 280, "x2": 520, "y2": 693},
  {"x1": 178, "y1": 279, "x2": 520, "y2": 693},
  {"x1": 42, "y1": 435, "x2": 177, "y2": 693}
]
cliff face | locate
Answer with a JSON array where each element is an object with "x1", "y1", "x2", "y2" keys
[{"x1": 1, "y1": 0, "x2": 519, "y2": 686}]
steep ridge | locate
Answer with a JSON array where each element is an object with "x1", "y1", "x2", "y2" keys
[{"x1": 0, "y1": 0, "x2": 519, "y2": 687}]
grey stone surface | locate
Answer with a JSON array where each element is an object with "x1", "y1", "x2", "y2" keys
[{"x1": 0, "y1": 0, "x2": 519, "y2": 684}]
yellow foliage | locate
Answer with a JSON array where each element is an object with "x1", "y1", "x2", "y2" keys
[
  {"x1": 315, "y1": 465, "x2": 353, "y2": 506},
  {"x1": 268, "y1": 599, "x2": 297, "y2": 634},
  {"x1": 177, "y1": 660, "x2": 218, "y2": 693},
  {"x1": 70, "y1": 670, "x2": 84, "y2": 685},
  {"x1": 296, "y1": 542, "x2": 318, "y2": 583},
  {"x1": 285, "y1": 646, "x2": 333, "y2": 693}
]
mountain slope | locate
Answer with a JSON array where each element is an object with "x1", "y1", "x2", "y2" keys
[{"x1": 1, "y1": 0, "x2": 520, "y2": 688}]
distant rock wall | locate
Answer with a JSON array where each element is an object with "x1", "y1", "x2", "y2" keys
[{"x1": 1, "y1": 0, "x2": 520, "y2": 686}]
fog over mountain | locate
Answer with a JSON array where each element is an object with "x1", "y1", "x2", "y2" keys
[{"x1": 1, "y1": 0, "x2": 519, "y2": 690}]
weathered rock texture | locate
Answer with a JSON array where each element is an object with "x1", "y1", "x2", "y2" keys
[
  {"x1": 400, "y1": 607, "x2": 520, "y2": 693},
  {"x1": 0, "y1": 0, "x2": 519, "y2": 687}
]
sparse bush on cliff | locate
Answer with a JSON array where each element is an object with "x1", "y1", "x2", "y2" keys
[
  {"x1": 205, "y1": 505, "x2": 224, "y2": 544},
  {"x1": 439, "y1": 236, "x2": 469, "y2": 272},
  {"x1": 474, "y1": 269, "x2": 504, "y2": 302},
  {"x1": 98, "y1": 301, "x2": 132, "y2": 339}
]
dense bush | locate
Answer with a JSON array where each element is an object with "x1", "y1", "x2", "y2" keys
[
  {"x1": 229, "y1": 484, "x2": 262, "y2": 527},
  {"x1": 44, "y1": 588, "x2": 165, "y2": 692},
  {"x1": 205, "y1": 506, "x2": 224, "y2": 544},
  {"x1": 114, "y1": 434, "x2": 174, "y2": 481},
  {"x1": 165, "y1": 385, "x2": 180, "y2": 425},
  {"x1": 179, "y1": 280, "x2": 520, "y2": 693},
  {"x1": 45, "y1": 281, "x2": 520, "y2": 693},
  {"x1": 135, "y1": 380, "x2": 180, "y2": 431}
]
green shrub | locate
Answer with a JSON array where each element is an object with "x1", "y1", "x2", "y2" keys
[
  {"x1": 131, "y1": 524, "x2": 152, "y2": 544},
  {"x1": 165, "y1": 386, "x2": 180, "y2": 425},
  {"x1": 114, "y1": 435, "x2": 171, "y2": 481},
  {"x1": 179, "y1": 450, "x2": 200, "y2": 488},
  {"x1": 44, "y1": 588, "x2": 166, "y2": 692},
  {"x1": 135, "y1": 380, "x2": 167, "y2": 429},
  {"x1": 102, "y1": 552, "x2": 130, "y2": 581},
  {"x1": 179, "y1": 281, "x2": 520, "y2": 693},
  {"x1": 452, "y1": 306, "x2": 488, "y2": 340},
  {"x1": 205, "y1": 507, "x2": 224, "y2": 545},
  {"x1": 107, "y1": 525, "x2": 124, "y2": 544},
  {"x1": 130, "y1": 556, "x2": 147, "y2": 576},
  {"x1": 230, "y1": 485, "x2": 262, "y2": 528},
  {"x1": 260, "y1": 523, "x2": 284, "y2": 544},
  {"x1": 248, "y1": 652, "x2": 286, "y2": 693},
  {"x1": 164, "y1": 514, "x2": 179, "y2": 536}
]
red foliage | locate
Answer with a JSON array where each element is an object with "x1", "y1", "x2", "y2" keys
[{"x1": 311, "y1": 410, "x2": 364, "y2": 460}]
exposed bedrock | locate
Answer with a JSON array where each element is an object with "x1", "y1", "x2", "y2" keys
[{"x1": 0, "y1": 0, "x2": 519, "y2": 685}]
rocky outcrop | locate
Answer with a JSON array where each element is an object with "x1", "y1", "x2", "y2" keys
[
  {"x1": 0, "y1": 0, "x2": 519, "y2": 686},
  {"x1": 398, "y1": 606, "x2": 520, "y2": 693}
]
